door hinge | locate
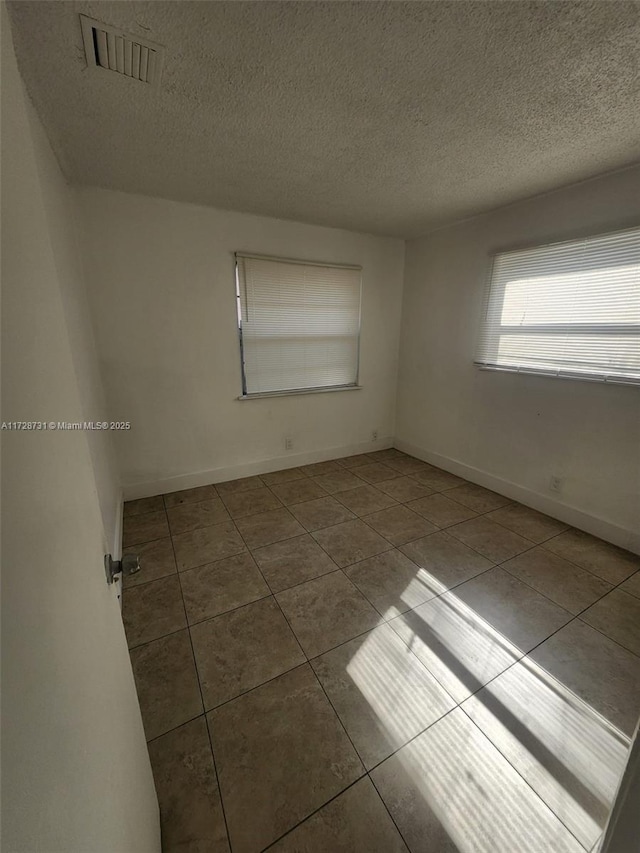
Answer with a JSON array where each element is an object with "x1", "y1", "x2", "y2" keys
[{"x1": 105, "y1": 553, "x2": 141, "y2": 585}]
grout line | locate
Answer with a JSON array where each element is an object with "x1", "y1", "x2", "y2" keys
[
  {"x1": 256, "y1": 550, "x2": 342, "y2": 597},
  {"x1": 309, "y1": 564, "x2": 501, "y2": 662},
  {"x1": 367, "y1": 770, "x2": 415, "y2": 852},
  {"x1": 130, "y1": 540, "x2": 639, "y2": 718},
  {"x1": 145, "y1": 710, "x2": 208, "y2": 746},
  {"x1": 123, "y1": 532, "x2": 171, "y2": 552},
  {"x1": 199, "y1": 652, "x2": 309, "y2": 715},
  {"x1": 125, "y1": 480, "x2": 637, "y2": 655},
  {"x1": 162, "y1": 486, "x2": 221, "y2": 513},
  {"x1": 130, "y1": 588, "x2": 276, "y2": 643},
  {"x1": 169, "y1": 532, "x2": 235, "y2": 852},
  {"x1": 225, "y1": 520, "x2": 310, "y2": 661},
  {"x1": 126, "y1": 623, "x2": 191, "y2": 653},
  {"x1": 458, "y1": 706, "x2": 594, "y2": 852},
  {"x1": 125, "y1": 479, "x2": 547, "y2": 624},
  {"x1": 122, "y1": 566, "x2": 179, "y2": 592},
  {"x1": 126, "y1": 477, "x2": 500, "y2": 560},
  {"x1": 363, "y1": 703, "x2": 464, "y2": 777},
  {"x1": 124, "y1": 452, "x2": 639, "y2": 851},
  {"x1": 210, "y1": 511, "x2": 403, "y2": 853},
  {"x1": 258, "y1": 777, "x2": 367, "y2": 852},
  {"x1": 574, "y1": 615, "x2": 640, "y2": 660},
  {"x1": 340, "y1": 562, "x2": 640, "y2": 781}
]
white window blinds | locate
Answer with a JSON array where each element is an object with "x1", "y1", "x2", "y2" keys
[
  {"x1": 475, "y1": 226, "x2": 640, "y2": 385},
  {"x1": 235, "y1": 253, "x2": 362, "y2": 396}
]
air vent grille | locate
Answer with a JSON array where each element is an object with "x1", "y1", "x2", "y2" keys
[{"x1": 80, "y1": 15, "x2": 164, "y2": 86}]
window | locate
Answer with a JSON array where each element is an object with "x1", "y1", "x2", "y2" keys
[
  {"x1": 235, "y1": 253, "x2": 362, "y2": 397},
  {"x1": 475, "y1": 226, "x2": 640, "y2": 385}
]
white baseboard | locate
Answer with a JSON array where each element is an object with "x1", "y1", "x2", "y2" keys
[
  {"x1": 395, "y1": 439, "x2": 640, "y2": 555},
  {"x1": 122, "y1": 437, "x2": 394, "y2": 502}
]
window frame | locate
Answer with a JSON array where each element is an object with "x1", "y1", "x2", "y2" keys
[
  {"x1": 474, "y1": 226, "x2": 640, "y2": 387},
  {"x1": 234, "y1": 252, "x2": 363, "y2": 400}
]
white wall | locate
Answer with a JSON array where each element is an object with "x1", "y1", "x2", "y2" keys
[
  {"x1": 76, "y1": 188, "x2": 405, "y2": 497},
  {"x1": 1, "y1": 7, "x2": 160, "y2": 850},
  {"x1": 25, "y1": 90, "x2": 123, "y2": 557},
  {"x1": 396, "y1": 166, "x2": 640, "y2": 553}
]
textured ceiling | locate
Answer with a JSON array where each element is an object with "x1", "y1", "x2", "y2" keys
[{"x1": 8, "y1": 0, "x2": 640, "y2": 237}]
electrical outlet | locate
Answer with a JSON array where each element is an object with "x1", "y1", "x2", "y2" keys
[
  {"x1": 549, "y1": 475, "x2": 563, "y2": 493},
  {"x1": 371, "y1": 430, "x2": 378, "y2": 442},
  {"x1": 284, "y1": 437, "x2": 293, "y2": 451}
]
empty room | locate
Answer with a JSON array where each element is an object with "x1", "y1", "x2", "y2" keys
[{"x1": 2, "y1": 1, "x2": 640, "y2": 851}]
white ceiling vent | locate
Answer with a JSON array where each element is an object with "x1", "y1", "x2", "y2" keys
[{"x1": 80, "y1": 15, "x2": 164, "y2": 87}]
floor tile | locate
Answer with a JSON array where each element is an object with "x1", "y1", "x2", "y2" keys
[
  {"x1": 529, "y1": 619, "x2": 640, "y2": 737},
  {"x1": 335, "y1": 484, "x2": 398, "y2": 516},
  {"x1": 448, "y1": 516, "x2": 534, "y2": 562},
  {"x1": 148, "y1": 717, "x2": 229, "y2": 853},
  {"x1": 445, "y1": 482, "x2": 512, "y2": 513},
  {"x1": 336, "y1": 453, "x2": 376, "y2": 469},
  {"x1": 124, "y1": 465, "x2": 634, "y2": 852},
  {"x1": 122, "y1": 575, "x2": 186, "y2": 648},
  {"x1": 580, "y1": 588, "x2": 640, "y2": 656},
  {"x1": 312, "y1": 469, "x2": 366, "y2": 494},
  {"x1": 167, "y1": 497, "x2": 230, "y2": 535},
  {"x1": 235, "y1": 508, "x2": 305, "y2": 549},
  {"x1": 389, "y1": 593, "x2": 522, "y2": 703},
  {"x1": 487, "y1": 503, "x2": 568, "y2": 544},
  {"x1": 345, "y1": 549, "x2": 441, "y2": 618},
  {"x1": 410, "y1": 465, "x2": 466, "y2": 491},
  {"x1": 124, "y1": 495, "x2": 165, "y2": 516},
  {"x1": 407, "y1": 493, "x2": 478, "y2": 528},
  {"x1": 122, "y1": 509, "x2": 169, "y2": 547},
  {"x1": 312, "y1": 624, "x2": 455, "y2": 769},
  {"x1": 400, "y1": 531, "x2": 493, "y2": 591},
  {"x1": 543, "y1": 529, "x2": 640, "y2": 584},
  {"x1": 130, "y1": 630, "x2": 203, "y2": 741},
  {"x1": 220, "y1": 486, "x2": 282, "y2": 519},
  {"x1": 371, "y1": 707, "x2": 584, "y2": 853},
  {"x1": 368, "y1": 448, "x2": 407, "y2": 462},
  {"x1": 253, "y1": 534, "x2": 338, "y2": 592},
  {"x1": 268, "y1": 777, "x2": 408, "y2": 852},
  {"x1": 289, "y1": 495, "x2": 357, "y2": 531},
  {"x1": 355, "y1": 462, "x2": 400, "y2": 484},
  {"x1": 163, "y1": 484, "x2": 218, "y2": 508},
  {"x1": 276, "y1": 570, "x2": 381, "y2": 657},
  {"x1": 364, "y1": 505, "x2": 438, "y2": 546},
  {"x1": 376, "y1": 476, "x2": 434, "y2": 502},
  {"x1": 191, "y1": 597, "x2": 305, "y2": 709},
  {"x1": 260, "y1": 467, "x2": 308, "y2": 485},
  {"x1": 122, "y1": 537, "x2": 176, "y2": 589},
  {"x1": 180, "y1": 553, "x2": 269, "y2": 624},
  {"x1": 453, "y1": 567, "x2": 572, "y2": 654},
  {"x1": 173, "y1": 521, "x2": 246, "y2": 571},
  {"x1": 312, "y1": 519, "x2": 393, "y2": 567},
  {"x1": 300, "y1": 460, "x2": 343, "y2": 477},
  {"x1": 502, "y1": 547, "x2": 612, "y2": 615},
  {"x1": 462, "y1": 659, "x2": 630, "y2": 850},
  {"x1": 620, "y1": 570, "x2": 640, "y2": 598},
  {"x1": 215, "y1": 475, "x2": 265, "y2": 496},
  {"x1": 386, "y1": 456, "x2": 431, "y2": 475},
  {"x1": 270, "y1": 477, "x2": 327, "y2": 505},
  {"x1": 208, "y1": 664, "x2": 364, "y2": 853}
]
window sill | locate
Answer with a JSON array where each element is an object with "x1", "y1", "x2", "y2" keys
[
  {"x1": 475, "y1": 364, "x2": 639, "y2": 387},
  {"x1": 237, "y1": 385, "x2": 362, "y2": 401}
]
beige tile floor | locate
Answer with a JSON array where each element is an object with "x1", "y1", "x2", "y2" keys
[{"x1": 121, "y1": 449, "x2": 640, "y2": 853}]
